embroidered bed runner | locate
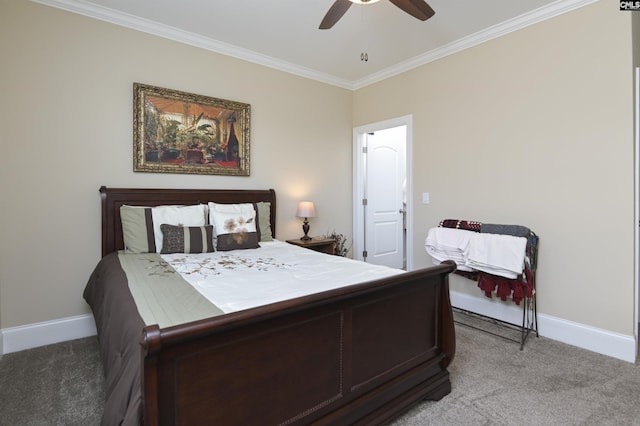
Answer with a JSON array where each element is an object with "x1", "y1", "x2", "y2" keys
[
  {"x1": 161, "y1": 240, "x2": 404, "y2": 314},
  {"x1": 118, "y1": 252, "x2": 225, "y2": 328}
]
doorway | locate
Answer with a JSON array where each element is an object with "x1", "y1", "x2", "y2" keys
[{"x1": 353, "y1": 115, "x2": 413, "y2": 270}]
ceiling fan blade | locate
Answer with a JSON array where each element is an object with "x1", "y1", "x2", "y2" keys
[
  {"x1": 319, "y1": 0, "x2": 353, "y2": 29},
  {"x1": 388, "y1": 0, "x2": 435, "y2": 21}
]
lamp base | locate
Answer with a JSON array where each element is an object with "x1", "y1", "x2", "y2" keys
[{"x1": 301, "y1": 219, "x2": 311, "y2": 240}]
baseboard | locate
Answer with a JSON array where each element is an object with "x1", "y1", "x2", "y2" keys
[
  {"x1": 1, "y1": 314, "x2": 97, "y2": 355},
  {"x1": 450, "y1": 291, "x2": 637, "y2": 363},
  {"x1": 2, "y1": 297, "x2": 637, "y2": 363}
]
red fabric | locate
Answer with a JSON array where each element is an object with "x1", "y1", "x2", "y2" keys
[
  {"x1": 439, "y1": 219, "x2": 482, "y2": 232},
  {"x1": 477, "y1": 268, "x2": 534, "y2": 305}
]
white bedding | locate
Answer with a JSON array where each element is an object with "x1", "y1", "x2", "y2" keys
[{"x1": 161, "y1": 240, "x2": 405, "y2": 313}]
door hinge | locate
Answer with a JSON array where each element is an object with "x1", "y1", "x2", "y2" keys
[
  {"x1": 362, "y1": 198, "x2": 367, "y2": 206},
  {"x1": 362, "y1": 146, "x2": 367, "y2": 154},
  {"x1": 363, "y1": 250, "x2": 368, "y2": 258}
]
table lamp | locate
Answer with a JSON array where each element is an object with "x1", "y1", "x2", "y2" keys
[{"x1": 296, "y1": 201, "x2": 316, "y2": 240}]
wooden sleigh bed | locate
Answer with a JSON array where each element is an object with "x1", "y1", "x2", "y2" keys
[{"x1": 85, "y1": 187, "x2": 457, "y2": 426}]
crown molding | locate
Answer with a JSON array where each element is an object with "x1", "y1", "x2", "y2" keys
[
  {"x1": 353, "y1": 0, "x2": 600, "y2": 89},
  {"x1": 31, "y1": 0, "x2": 355, "y2": 90},
  {"x1": 32, "y1": 0, "x2": 598, "y2": 91}
]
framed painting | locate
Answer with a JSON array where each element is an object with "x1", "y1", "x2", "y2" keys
[{"x1": 133, "y1": 83, "x2": 250, "y2": 176}]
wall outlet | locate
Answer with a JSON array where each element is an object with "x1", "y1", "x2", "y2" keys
[{"x1": 422, "y1": 192, "x2": 430, "y2": 204}]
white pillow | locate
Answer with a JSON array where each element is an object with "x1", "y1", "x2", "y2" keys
[
  {"x1": 207, "y1": 203, "x2": 254, "y2": 231},
  {"x1": 151, "y1": 205, "x2": 207, "y2": 253},
  {"x1": 208, "y1": 202, "x2": 259, "y2": 251}
]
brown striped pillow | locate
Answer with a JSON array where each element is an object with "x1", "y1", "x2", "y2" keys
[{"x1": 160, "y1": 224, "x2": 215, "y2": 254}]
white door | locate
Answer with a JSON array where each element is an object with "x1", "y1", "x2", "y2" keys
[{"x1": 363, "y1": 127, "x2": 406, "y2": 269}]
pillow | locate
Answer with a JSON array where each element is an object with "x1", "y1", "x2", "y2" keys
[
  {"x1": 120, "y1": 204, "x2": 207, "y2": 253},
  {"x1": 207, "y1": 202, "x2": 252, "y2": 235},
  {"x1": 207, "y1": 202, "x2": 273, "y2": 242},
  {"x1": 208, "y1": 202, "x2": 260, "y2": 251},
  {"x1": 151, "y1": 205, "x2": 206, "y2": 252},
  {"x1": 120, "y1": 205, "x2": 156, "y2": 254},
  {"x1": 160, "y1": 224, "x2": 214, "y2": 254},
  {"x1": 253, "y1": 202, "x2": 273, "y2": 242}
]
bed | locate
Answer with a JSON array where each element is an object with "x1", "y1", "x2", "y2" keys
[{"x1": 84, "y1": 186, "x2": 457, "y2": 426}]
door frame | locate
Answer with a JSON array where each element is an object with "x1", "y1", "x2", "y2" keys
[{"x1": 353, "y1": 115, "x2": 414, "y2": 270}]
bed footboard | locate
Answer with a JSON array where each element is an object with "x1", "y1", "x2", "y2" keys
[{"x1": 141, "y1": 261, "x2": 456, "y2": 426}]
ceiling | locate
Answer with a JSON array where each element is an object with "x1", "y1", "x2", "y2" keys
[{"x1": 36, "y1": 0, "x2": 596, "y2": 89}]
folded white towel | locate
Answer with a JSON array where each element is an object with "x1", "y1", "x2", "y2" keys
[
  {"x1": 425, "y1": 227, "x2": 475, "y2": 271},
  {"x1": 464, "y1": 233, "x2": 527, "y2": 279}
]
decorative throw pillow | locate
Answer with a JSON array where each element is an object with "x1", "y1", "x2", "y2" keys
[
  {"x1": 160, "y1": 224, "x2": 214, "y2": 254},
  {"x1": 208, "y1": 203, "x2": 260, "y2": 251},
  {"x1": 120, "y1": 204, "x2": 207, "y2": 254}
]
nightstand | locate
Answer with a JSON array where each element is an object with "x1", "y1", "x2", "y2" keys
[{"x1": 286, "y1": 237, "x2": 336, "y2": 255}]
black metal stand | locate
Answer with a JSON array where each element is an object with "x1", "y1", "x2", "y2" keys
[
  {"x1": 434, "y1": 225, "x2": 539, "y2": 350},
  {"x1": 454, "y1": 291, "x2": 538, "y2": 350}
]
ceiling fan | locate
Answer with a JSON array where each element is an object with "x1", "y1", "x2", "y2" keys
[{"x1": 319, "y1": 0, "x2": 435, "y2": 30}]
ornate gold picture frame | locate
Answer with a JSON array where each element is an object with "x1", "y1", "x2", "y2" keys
[{"x1": 133, "y1": 83, "x2": 250, "y2": 176}]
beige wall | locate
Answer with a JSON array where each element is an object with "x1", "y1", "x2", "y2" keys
[
  {"x1": 634, "y1": 10, "x2": 640, "y2": 68},
  {"x1": 354, "y1": 0, "x2": 635, "y2": 334},
  {"x1": 0, "y1": 0, "x2": 636, "y2": 343},
  {"x1": 0, "y1": 1, "x2": 353, "y2": 328}
]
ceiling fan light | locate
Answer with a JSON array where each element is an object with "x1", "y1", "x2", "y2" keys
[{"x1": 349, "y1": 0, "x2": 381, "y2": 4}]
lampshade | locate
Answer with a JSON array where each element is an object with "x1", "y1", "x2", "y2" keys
[{"x1": 296, "y1": 201, "x2": 316, "y2": 218}]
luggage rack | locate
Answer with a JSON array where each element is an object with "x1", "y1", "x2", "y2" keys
[
  {"x1": 453, "y1": 290, "x2": 538, "y2": 350},
  {"x1": 429, "y1": 221, "x2": 539, "y2": 350}
]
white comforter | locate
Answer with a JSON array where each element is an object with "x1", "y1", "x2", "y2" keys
[{"x1": 161, "y1": 240, "x2": 404, "y2": 313}]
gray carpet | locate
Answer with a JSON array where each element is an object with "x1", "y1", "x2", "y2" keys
[
  {"x1": 395, "y1": 318, "x2": 640, "y2": 426},
  {"x1": 1, "y1": 315, "x2": 640, "y2": 425},
  {"x1": 0, "y1": 337, "x2": 104, "y2": 425}
]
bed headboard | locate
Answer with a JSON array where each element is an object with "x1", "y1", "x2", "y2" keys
[{"x1": 99, "y1": 186, "x2": 277, "y2": 257}]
